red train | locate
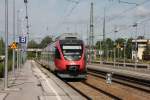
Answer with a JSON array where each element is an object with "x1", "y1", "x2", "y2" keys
[{"x1": 40, "y1": 35, "x2": 87, "y2": 78}]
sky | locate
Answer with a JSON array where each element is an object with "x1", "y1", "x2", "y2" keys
[{"x1": 0, "y1": 0, "x2": 150, "y2": 44}]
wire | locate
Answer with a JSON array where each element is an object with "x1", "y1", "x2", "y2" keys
[
  {"x1": 54, "y1": 0, "x2": 82, "y2": 33},
  {"x1": 106, "y1": 16, "x2": 150, "y2": 36},
  {"x1": 66, "y1": 0, "x2": 79, "y2": 4},
  {"x1": 107, "y1": 0, "x2": 150, "y2": 23}
]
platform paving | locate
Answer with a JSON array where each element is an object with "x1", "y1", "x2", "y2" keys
[{"x1": 0, "y1": 60, "x2": 85, "y2": 100}]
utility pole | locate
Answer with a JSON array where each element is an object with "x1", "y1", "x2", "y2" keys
[
  {"x1": 123, "y1": 40, "x2": 127, "y2": 67},
  {"x1": 99, "y1": 40, "x2": 102, "y2": 64},
  {"x1": 17, "y1": 10, "x2": 20, "y2": 71},
  {"x1": 24, "y1": 0, "x2": 29, "y2": 62},
  {"x1": 114, "y1": 27, "x2": 118, "y2": 67},
  {"x1": 12, "y1": 0, "x2": 16, "y2": 77},
  {"x1": 89, "y1": 2, "x2": 94, "y2": 63},
  {"x1": 86, "y1": 24, "x2": 89, "y2": 47},
  {"x1": 24, "y1": 0, "x2": 29, "y2": 45},
  {"x1": 133, "y1": 23, "x2": 138, "y2": 69},
  {"x1": 103, "y1": 8, "x2": 106, "y2": 63},
  {"x1": 4, "y1": 0, "x2": 8, "y2": 89}
]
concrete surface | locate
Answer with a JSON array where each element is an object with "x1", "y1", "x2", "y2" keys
[
  {"x1": 0, "y1": 60, "x2": 85, "y2": 100},
  {"x1": 88, "y1": 64, "x2": 150, "y2": 81}
]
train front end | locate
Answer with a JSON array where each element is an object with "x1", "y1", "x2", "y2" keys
[{"x1": 54, "y1": 38, "x2": 87, "y2": 78}]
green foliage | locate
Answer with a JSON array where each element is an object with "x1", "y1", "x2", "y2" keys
[
  {"x1": 0, "y1": 63, "x2": 4, "y2": 77},
  {"x1": 126, "y1": 38, "x2": 132, "y2": 59},
  {"x1": 106, "y1": 38, "x2": 114, "y2": 50},
  {"x1": 27, "y1": 52, "x2": 36, "y2": 59},
  {"x1": 95, "y1": 38, "x2": 114, "y2": 59},
  {"x1": 115, "y1": 38, "x2": 125, "y2": 45},
  {"x1": 115, "y1": 38, "x2": 125, "y2": 58},
  {"x1": 39, "y1": 36, "x2": 52, "y2": 48},
  {"x1": 143, "y1": 44, "x2": 150, "y2": 55},
  {"x1": 26, "y1": 36, "x2": 52, "y2": 58},
  {"x1": 95, "y1": 38, "x2": 114, "y2": 50},
  {"x1": 0, "y1": 60, "x2": 12, "y2": 78},
  {"x1": 27, "y1": 40, "x2": 39, "y2": 48},
  {"x1": 8, "y1": 48, "x2": 13, "y2": 60},
  {"x1": 95, "y1": 37, "x2": 133, "y2": 59},
  {"x1": 0, "y1": 37, "x2": 16, "y2": 77},
  {"x1": 0, "y1": 37, "x2": 5, "y2": 55}
]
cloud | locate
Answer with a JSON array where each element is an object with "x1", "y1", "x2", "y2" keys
[{"x1": 135, "y1": 6, "x2": 150, "y2": 18}]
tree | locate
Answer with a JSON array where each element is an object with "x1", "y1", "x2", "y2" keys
[
  {"x1": 143, "y1": 45, "x2": 150, "y2": 55},
  {"x1": 115, "y1": 38, "x2": 125, "y2": 46},
  {"x1": 126, "y1": 38, "x2": 132, "y2": 59},
  {"x1": 27, "y1": 40, "x2": 38, "y2": 48},
  {"x1": 39, "y1": 36, "x2": 53, "y2": 48},
  {"x1": 95, "y1": 38, "x2": 114, "y2": 59},
  {"x1": 115, "y1": 38, "x2": 126, "y2": 58},
  {"x1": 143, "y1": 42, "x2": 150, "y2": 60},
  {"x1": 106, "y1": 38, "x2": 114, "y2": 50},
  {"x1": 0, "y1": 37, "x2": 5, "y2": 55},
  {"x1": 96, "y1": 38, "x2": 114, "y2": 50}
]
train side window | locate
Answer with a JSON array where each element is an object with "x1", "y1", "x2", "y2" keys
[{"x1": 55, "y1": 47, "x2": 61, "y2": 59}]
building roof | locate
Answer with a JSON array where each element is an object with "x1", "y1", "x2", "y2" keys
[{"x1": 132, "y1": 39, "x2": 150, "y2": 43}]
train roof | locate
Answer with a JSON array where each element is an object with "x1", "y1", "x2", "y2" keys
[
  {"x1": 59, "y1": 39, "x2": 83, "y2": 45},
  {"x1": 55, "y1": 33, "x2": 81, "y2": 40},
  {"x1": 43, "y1": 33, "x2": 83, "y2": 50}
]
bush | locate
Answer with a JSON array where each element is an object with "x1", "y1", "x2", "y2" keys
[
  {"x1": 0, "y1": 63, "x2": 4, "y2": 78},
  {"x1": 0, "y1": 60, "x2": 13, "y2": 78}
]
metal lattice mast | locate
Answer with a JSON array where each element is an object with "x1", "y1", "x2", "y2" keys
[
  {"x1": 89, "y1": 2, "x2": 94, "y2": 63},
  {"x1": 24, "y1": 0, "x2": 29, "y2": 45}
]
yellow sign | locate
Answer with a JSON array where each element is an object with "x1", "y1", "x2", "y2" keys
[{"x1": 11, "y1": 42, "x2": 17, "y2": 49}]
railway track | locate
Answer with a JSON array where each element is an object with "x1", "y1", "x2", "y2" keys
[
  {"x1": 88, "y1": 69, "x2": 150, "y2": 92},
  {"x1": 66, "y1": 81, "x2": 121, "y2": 100},
  {"x1": 65, "y1": 72, "x2": 150, "y2": 100},
  {"x1": 36, "y1": 61, "x2": 150, "y2": 100}
]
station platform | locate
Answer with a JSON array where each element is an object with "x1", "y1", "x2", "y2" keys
[
  {"x1": 87, "y1": 64, "x2": 150, "y2": 81},
  {"x1": 0, "y1": 60, "x2": 85, "y2": 100}
]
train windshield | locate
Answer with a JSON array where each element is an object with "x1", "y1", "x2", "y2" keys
[{"x1": 61, "y1": 45, "x2": 83, "y2": 61}]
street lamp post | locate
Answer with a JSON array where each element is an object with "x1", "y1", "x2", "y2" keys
[
  {"x1": 133, "y1": 23, "x2": 138, "y2": 68},
  {"x1": 123, "y1": 40, "x2": 126, "y2": 67},
  {"x1": 114, "y1": 28, "x2": 118, "y2": 67},
  {"x1": 12, "y1": 0, "x2": 16, "y2": 77},
  {"x1": 4, "y1": 0, "x2": 8, "y2": 89}
]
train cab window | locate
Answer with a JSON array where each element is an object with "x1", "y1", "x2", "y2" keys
[
  {"x1": 55, "y1": 47, "x2": 61, "y2": 59},
  {"x1": 61, "y1": 45, "x2": 83, "y2": 61}
]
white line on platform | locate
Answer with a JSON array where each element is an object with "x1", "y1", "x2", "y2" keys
[{"x1": 32, "y1": 60, "x2": 62, "y2": 100}]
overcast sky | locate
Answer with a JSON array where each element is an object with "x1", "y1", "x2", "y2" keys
[{"x1": 0, "y1": 0, "x2": 150, "y2": 44}]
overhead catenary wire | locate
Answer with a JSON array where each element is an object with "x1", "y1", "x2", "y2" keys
[
  {"x1": 107, "y1": 0, "x2": 150, "y2": 23},
  {"x1": 109, "y1": 0, "x2": 139, "y2": 5},
  {"x1": 54, "y1": 0, "x2": 83, "y2": 33},
  {"x1": 91, "y1": 0, "x2": 150, "y2": 39},
  {"x1": 103, "y1": 0, "x2": 150, "y2": 36},
  {"x1": 105, "y1": 16, "x2": 150, "y2": 37}
]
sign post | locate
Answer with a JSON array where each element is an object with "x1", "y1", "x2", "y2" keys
[
  {"x1": 18, "y1": 36, "x2": 26, "y2": 70},
  {"x1": 10, "y1": 42, "x2": 17, "y2": 49},
  {"x1": 19, "y1": 36, "x2": 26, "y2": 44}
]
